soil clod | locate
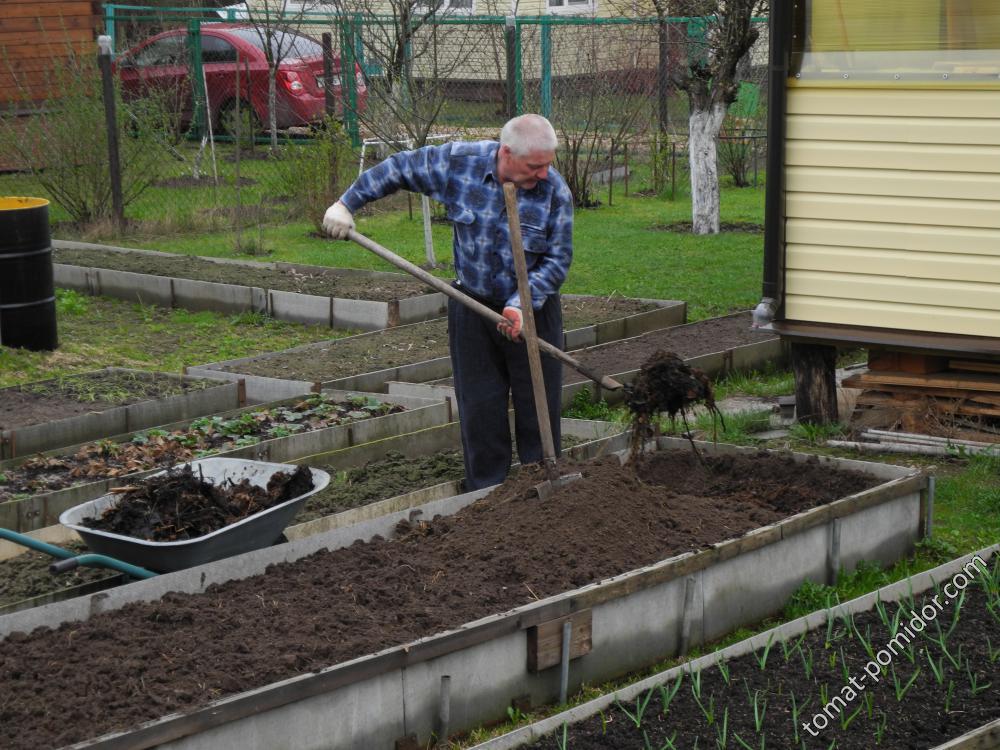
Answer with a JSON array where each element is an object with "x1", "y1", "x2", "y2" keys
[
  {"x1": 82, "y1": 464, "x2": 314, "y2": 541},
  {"x1": 625, "y1": 350, "x2": 724, "y2": 454}
]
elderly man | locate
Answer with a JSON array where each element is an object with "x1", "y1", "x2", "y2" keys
[{"x1": 323, "y1": 114, "x2": 574, "y2": 490}]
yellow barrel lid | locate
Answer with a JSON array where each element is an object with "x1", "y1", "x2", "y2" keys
[{"x1": 0, "y1": 197, "x2": 50, "y2": 210}]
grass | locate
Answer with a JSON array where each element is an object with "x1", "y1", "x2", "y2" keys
[{"x1": 0, "y1": 289, "x2": 342, "y2": 388}]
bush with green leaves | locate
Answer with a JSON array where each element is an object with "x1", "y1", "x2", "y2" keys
[{"x1": 0, "y1": 45, "x2": 179, "y2": 227}]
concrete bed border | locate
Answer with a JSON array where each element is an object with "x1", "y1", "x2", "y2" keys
[
  {"x1": 468, "y1": 544, "x2": 1000, "y2": 750},
  {"x1": 0, "y1": 439, "x2": 927, "y2": 750},
  {"x1": 52, "y1": 240, "x2": 449, "y2": 331},
  {"x1": 0, "y1": 390, "x2": 450, "y2": 535},
  {"x1": 0, "y1": 368, "x2": 242, "y2": 460}
]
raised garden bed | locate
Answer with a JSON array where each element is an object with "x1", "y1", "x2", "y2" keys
[
  {"x1": 0, "y1": 439, "x2": 926, "y2": 749},
  {"x1": 0, "y1": 390, "x2": 448, "y2": 534},
  {"x1": 471, "y1": 547, "x2": 1000, "y2": 750},
  {"x1": 0, "y1": 368, "x2": 241, "y2": 460},
  {"x1": 0, "y1": 419, "x2": 624, "y2": 615},
  {"x1": 395, "y1": 311, "x2": 783, "y2": 411},
  {"x1": 187, "y1": 297, "x2": 686, "y2": 402},
  {"x1": 52, "y1": 240, "x2": 448, "y2": 331}
]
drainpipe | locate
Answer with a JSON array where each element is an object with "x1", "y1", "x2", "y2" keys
[{"x1": 753, "y1": 0, "x2": 791, "y2": 328}]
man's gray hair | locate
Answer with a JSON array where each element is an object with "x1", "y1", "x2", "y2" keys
[{"x1": 500, "y1": 114, "x2": 558, "y2": 155}]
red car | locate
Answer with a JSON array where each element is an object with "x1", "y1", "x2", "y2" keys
[{"x1": 116, "y1": 23, "x2": 367, "y2": 132}]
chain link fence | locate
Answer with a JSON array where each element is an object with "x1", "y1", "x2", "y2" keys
[{"x1": 0, "y1": 4, "x2": 768, "y2": 244}]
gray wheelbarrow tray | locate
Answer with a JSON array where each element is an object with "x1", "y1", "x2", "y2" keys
[{"x1": 58, "y1": 457, "x2": 330, "y2": 573}]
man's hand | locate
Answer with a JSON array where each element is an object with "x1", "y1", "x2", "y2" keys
[
  {"x1": 497, "y1": 306, "x2": 523, "y2": 342},
  {"x1": 322, "y1": 201, "x2": 355, "y2": 240}
]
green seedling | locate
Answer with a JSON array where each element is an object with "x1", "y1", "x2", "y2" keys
[
  {"x1": 944, "y1": 680, "x2": 956, "y2": 713},
  {"x1": 874, "y1": 710, "x2": 888, "y2": 745},
  {"x1": 987, "y1": 636, "x2": 1000, "y2": 664},
  {"x1": 660, "y1": 674, "x2": 683, "y2": 715},
  {"x1": 789, "y1": 692, "x2": 811, "y2": 743},
  {"x1": 853, "y1": 622, "x2": 877, "y2": 663},
  {"x1": 780, "y1": 632, "x2": 806, "y2": 663},
  {"x1": 925, "y1": 648, "x2": 946, "y2": 686},
  {"x1": 800, "y1": 645, "x2": 815, "y2": 680},
  {"x1": 838, "y1": 647, "x2": 850, "y2": 683},
  {"x1": 691, "y1": 668, "x2": 704, "y2": 699},
  {"x1": 840, "y1": 702, "x2": 864, "y2": 731},
  {"x1": 715, "y1": 706, "x2": 729, "y2": 750},
  {"x1": 966, "y1": 663, "x2": 992, "y2": 696},
  {"x1": 717, "y1": 656, "x2": 731, "y2": 686},
  {"x1": 890, "y1": 664, "x2": 921, "y2": 702},
  {"x1": 616, "y1": 687, "x2": 656, "y2": 729},
  {"x1": 752, "y1": 689, "x2": 767, "y2": 733},
  {"x1": 657, "y1": 731, "x2": 679, "y2": 750},
  {"x1": 555, "y1": 721, "x2": 568, "y2": 750},
  {"x1": 694, "y1": 689, "x2": 716, "y2": 726},
  {"x1": 754, "y1": 634, "x2": 775, "y2": 671},
  {"x1": 734, "y1": 734, "x2": 765, "y2": 750},
  {"x1": 862, "y1": 690, "x2": 874, "y2": 720}
]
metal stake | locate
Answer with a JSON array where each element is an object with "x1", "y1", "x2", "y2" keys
[{"x1": 558, "y1": 620, "x2": 571, "y2": 704}]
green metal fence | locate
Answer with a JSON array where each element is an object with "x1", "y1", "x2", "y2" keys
[{"x1": 0, "y1": 4, "x2": 767, "y2": 242}]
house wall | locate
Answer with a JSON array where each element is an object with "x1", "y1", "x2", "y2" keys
[
  {"x1": 0, "y1": 1, "x2": 102, "y2": 110},
  {"x1": 782, "y1": 83, "x2": 1000, "y2": 338}
]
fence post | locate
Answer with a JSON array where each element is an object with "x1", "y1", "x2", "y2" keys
[
  {"x1": 504, "y1": 16, "x2": 516, "y2": 118},
  {"x1": 187, "y1": 19, "x2": 206, "y2": 139},
  {"x1": 339, "y1": 15, "x2": 361, "y2": 148},
  {"x1": 656, "y1": 17, "x2": 669, "y2": 134},
  {"x1": 97, "y1": 35, "x2": 124, "y2": 231},
  {"x1": 104, "y1": 4, "x2": 117, "y2": 55},
  {"x1": 540, "y1": 18, "x2": 552, "y2": 118},
  {"x1": 322, "y1": 32, "x2": 336, "y2": 119}
]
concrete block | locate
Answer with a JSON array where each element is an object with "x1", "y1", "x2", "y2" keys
[
  {"x1": 332, "y1": 297, "x2": 390, "y2": 331},
  {"x1": 172, "y1": 278, "x2": 253, "y2": 314},
  {"x1": 97, "y1": 268, "x2": 173, "y2": 307},
  {"x1": 269, "y1": 290, "x2": 332, "y2": 327},
  {"x1": 397, "y1": 292, "x2": 448, "y2": 325}
]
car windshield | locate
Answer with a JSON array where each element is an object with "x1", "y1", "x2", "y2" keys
[{"x1": 220, "y1": 27, "x2": 324, "y2": 60}]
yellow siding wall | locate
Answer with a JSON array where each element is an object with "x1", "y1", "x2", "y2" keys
[{"x1": 783, "y1": 85, "x2": 1000, "y2": 337}]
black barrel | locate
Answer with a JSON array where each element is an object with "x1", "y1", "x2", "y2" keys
[{"x1": 0, "y1": 197, "x2": 57, "y2": 351}]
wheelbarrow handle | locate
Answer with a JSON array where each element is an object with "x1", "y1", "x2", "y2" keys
[{"x1": 345, "y1": 229, "x2": 624, "y2": 392}]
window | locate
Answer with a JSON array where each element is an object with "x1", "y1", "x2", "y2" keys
[
  {"x1": 132, "y1": 36, "x2": 187, "y2": 67},
  {"x1": 221, "y1": 27, "x2": 324, "y2": 60},
  {"x1": 415, "y1": 0, "x2": 474, "y2": 15},
  {"x1": 548, "y1": 0, "x2": 594, "y2": 14},
  {"x1": 792, "y1": 0, "x2": 1000, "y2": 80},
  {"x1": 201, "y1": 35, "x2": 238, "y2": 64}
]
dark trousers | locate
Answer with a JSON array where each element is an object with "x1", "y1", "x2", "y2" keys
[{"x1": 448, "y1": 292, "x2": 563, "y2": 490}]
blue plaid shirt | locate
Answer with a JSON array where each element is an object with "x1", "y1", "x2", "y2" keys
[{"x1": 340, "y1": 140, "x2": 574, "y2": 310}]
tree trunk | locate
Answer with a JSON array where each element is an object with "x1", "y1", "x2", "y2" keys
[
  {"x1": 268, "y1": 70, "x2": 279, "y2": 150},
  {"x1": 791, "y1": 342, "x2": 839, "y2": 425},
  {"x1": 687, "y1": 102, "x2": 726, "y2": 234}
]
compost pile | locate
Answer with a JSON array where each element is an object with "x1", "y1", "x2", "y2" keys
[
  {"x1": 82, "y1": 464, "x2": 314, "y2": 541},
  {"x1": 625, "y1": 350, "x2": 723, "y2": 449}
]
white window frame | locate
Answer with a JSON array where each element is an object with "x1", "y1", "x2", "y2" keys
[
  {"x1": 415, "y1": 0, "x2": 475, "y2": 16},
  {"x1": 547, "y1": 0, "x2": 596, "y2": 15}
]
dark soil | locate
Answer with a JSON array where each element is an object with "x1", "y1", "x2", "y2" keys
[
  {"x1": 0, "y1": 449, "x2": 882, "y2": 749},
  {"x1": 0, "y1": 394, "x2": 403, "y2": 503},
  {"x1": 530, "y1": 564, "x2": 1000, "y2": 750},
  {"x1": 85, "y1": 464, "x2": 314, "y2": 541},
  {"x1": 566, "y1": 311, "x2": 775, "y2": 384},
  {"x1": 0, "y1": 542, "x2": 113, "y2": 611},
  {"x1": 217, "y1": 297, "x2": 659, "y2": 382},
  {"x1": 53, "y1": 246, "x2": 434, "y2": 302},
  {"x1": 0, "y1": 371, "x2": 215, "y2": 431}
]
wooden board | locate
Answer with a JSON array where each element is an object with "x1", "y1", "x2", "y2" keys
[
  {"x1": 842, "y1": 370, "x2": 1000, "y2": 393},
  {"x1": 868, "y1": 352, "x2": 948, "y2": 374},
  {"x1": 526, "y1": 609, "x2": 592, "y2": 673},
  {"x1": 949, "y1": 359, "x2": 1000, "y2": 375}
]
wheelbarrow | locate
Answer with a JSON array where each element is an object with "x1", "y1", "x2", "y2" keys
[{"x1": 2, "y1": 457, "x2": 330, "y2": 577}]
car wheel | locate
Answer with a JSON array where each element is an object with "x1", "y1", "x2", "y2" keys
[{"x1": 217, "y1": 99, "x2": 261, "y2": 137}]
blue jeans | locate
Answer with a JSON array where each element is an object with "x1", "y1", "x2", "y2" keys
[{"x1": 448, "y1": 290, "x2": 563, "y2": 490}]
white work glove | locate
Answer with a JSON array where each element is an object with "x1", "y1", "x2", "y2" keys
[
  {"x1": 322, "y1": 201, "x2": 355, "y2": 240},
  {"x1": 497, "y1": 306, "x2": 523, "y2": 342}
]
